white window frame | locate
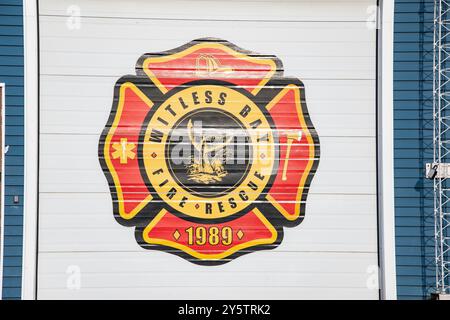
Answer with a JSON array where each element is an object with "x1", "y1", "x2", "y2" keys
[
  {"x1": 21, "y1": 0, "x2": 397, "y2": 300},
  {"x1": 0, "y1": 82, "x2": 5, "y2": 300}
]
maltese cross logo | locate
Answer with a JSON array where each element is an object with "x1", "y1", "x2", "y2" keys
[{"x1": 99, "y1": 38, "x2": 320, "y2": 265}]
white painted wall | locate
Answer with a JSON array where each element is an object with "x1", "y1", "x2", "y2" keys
[{"x1": 37, "y1": 0, "x2": 379, "y2": 299}]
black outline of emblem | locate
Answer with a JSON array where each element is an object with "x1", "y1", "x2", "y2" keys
[{"x1": 99, "y1": 38, "x2": 320, "y2": 265}]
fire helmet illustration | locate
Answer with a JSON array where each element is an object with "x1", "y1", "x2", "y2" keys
[{"x1": 99, "y1": 38, "x2": 320, "y2": 265}]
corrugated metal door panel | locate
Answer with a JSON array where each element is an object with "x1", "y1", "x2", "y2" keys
[
  {"x1": 39, "y1": 0, "x2": 375, "y2": 21},
  {"x1": 38, "y1": 18, "x2": 375, "y2": 80},
  {"x1": 37, "y1": 252, "x2": 377, "y2": 300},
  {"x1": 37, "y1": 0, "x2": 378, "y2": 299}
]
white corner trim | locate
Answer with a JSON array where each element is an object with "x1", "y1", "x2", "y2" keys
[
  {"x1": 0, "y1": 82, "x2": 5, "y2": 300},
  {"x1": 379, "y1": 0, "x2": 397, "y2": 300},
  {"x1": 22, "y1": 0, "x2": 39, "y2": 300}
]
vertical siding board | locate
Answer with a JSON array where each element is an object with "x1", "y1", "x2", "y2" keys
[
  {"x1": 0, "y1": 0, "x2": 23, "y2": 300},
  {"x1": 394, "y1": 0, "x2": 435, "y2": 299}
]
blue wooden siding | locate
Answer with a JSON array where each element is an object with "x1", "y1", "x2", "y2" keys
[
  {"x1": 394, "y1": 0, "x2": 435, "y2": 299},
  {"x1": 0, "y1": 0, "x2": 24, "y2": 300}
]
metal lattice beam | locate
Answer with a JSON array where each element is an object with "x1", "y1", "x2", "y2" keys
[{"x1": 433, "y1": 0, "x2": 450, "y2": 295}]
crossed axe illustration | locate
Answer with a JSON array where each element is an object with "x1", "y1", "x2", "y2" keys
[{"x1": 282, "y1": 130, "x2": 303, "y2": 181}]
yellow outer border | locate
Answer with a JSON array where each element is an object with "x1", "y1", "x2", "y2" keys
[
  {"x1": 265, "y1": 85, "x2": 315, "y2": 221},
  {"x1": 104, "y1": 82, "x2": 154, "y2": 220},
  {"x1": 143, "y1": 43, "x2": 277, "y2": 96},
  {"x1": 142, "y1": 208, "x2": 277, "y2": 260}
]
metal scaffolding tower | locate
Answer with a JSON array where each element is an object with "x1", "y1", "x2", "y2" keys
[{"x1": 433, "y1": 0, "x2": 450, "y2": 296}]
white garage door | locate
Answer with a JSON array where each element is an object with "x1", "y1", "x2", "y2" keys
[{"x1": 37, "y1": 0, "x2": 378, "y2": 299}]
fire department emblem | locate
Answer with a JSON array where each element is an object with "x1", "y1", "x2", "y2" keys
[{"x1": 99, "y1": 38, "x2": 320, "y2": 264}]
